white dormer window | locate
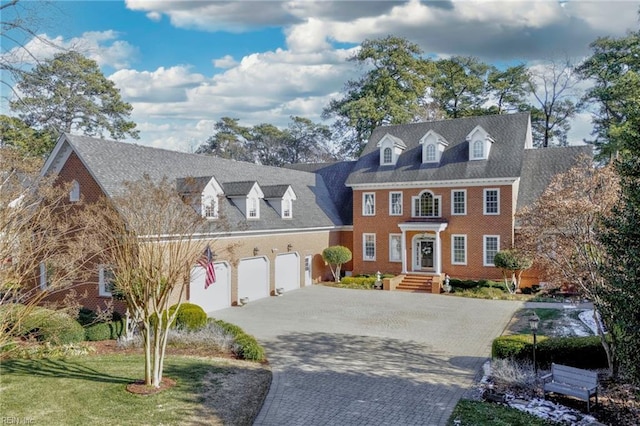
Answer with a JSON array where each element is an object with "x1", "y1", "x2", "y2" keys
[
  {"x1": 199, "y1": 177, "x2": 224, "y2": 219},
  {"x1": 203, "y1": 196, "x2": 218, "y2": 219},
  {"x1": 69, "y1": 180, "x2": 80, "y2": 202},
  {"x1": 383, "y1": 147, "x2": 392, "y2": 164},
  {"x1": 248, "y1": 197, "x2": 259, "y2": 218},
  {"x1": 420, "y1": 130, "x2": 448, "y2": 163},
  {"x1": 466, "y1": 125, "x2": 494, "y2": 160},
  {"x1": 282, "y1": 198, "x2": 292, "y2": 218},
  {"x1": 377, "y1": 133, "x2": 406, "y2": 166}
]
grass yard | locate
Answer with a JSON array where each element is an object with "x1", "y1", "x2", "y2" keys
[
  {"x1": 0, "y1": 353, "x2": 270, "y2": 425},
  {"x1": 447, "y1": 400, "x2": 556, "y2": 426}
]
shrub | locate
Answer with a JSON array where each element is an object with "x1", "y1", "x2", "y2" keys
[
  {"x1": 492, "y1": 334, "x2": 607, "y2": 369},
  {"x1": 84, "y1": 320, "x2": 125, "y2": 341},
  {"x1": 170, "y1": 303, "x2": 207, "y2": 331},
  {"x1": 211, "y1": 319, "x2": 266, "y2": 361},
  {"x1": 19, "y1": 307, "x2": 85, "y2": 345},
  {"x1": 339, "y1": 276, "x2": 375, "y2": 289}
]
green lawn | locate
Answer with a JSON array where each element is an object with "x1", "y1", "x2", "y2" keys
[
  {"x1": 0, "y1": 354, "x2": 268, "y2": 425},
  {"x1": 447, "y1": 400, "x2": 556, "y2": 426}
]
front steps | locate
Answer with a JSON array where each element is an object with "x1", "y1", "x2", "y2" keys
[{"x1": 395, "y1": 274, "x2": 434, "y2": 292}]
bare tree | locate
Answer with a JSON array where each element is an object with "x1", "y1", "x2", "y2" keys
[
  {"x1": 0, "y1": 146, "x2": 95, "y2": 352},
  {"x1": 517, "y1": 158, "x2": 620, "y2": 375},
  {"x1": 84, "y1": 175, "x2": 226, "y2": 388},
  {"x1": 527, "y1": 58, "x2": 583, "y2": 147}
]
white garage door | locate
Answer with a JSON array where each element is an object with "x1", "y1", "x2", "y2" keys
[
  {"x1": 189, "y1": 262, "x2": 230, "y2": 314},
  {"x1": 275, "y1": 253, "x2": 300, "y2": 293},
  {"x1": 238, "y1": 257, "x2": 269, "y2": 302}
]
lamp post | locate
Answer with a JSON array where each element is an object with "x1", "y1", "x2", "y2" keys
[{"x1": 529, "y1": 312, "x2": 540, "y2": 375}]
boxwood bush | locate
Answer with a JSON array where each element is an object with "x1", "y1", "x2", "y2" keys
[
  {"x1": 170, "y1": 303, "x2": 207, "y2": 331},
  {"x1": 492, "y1": 334, "x2": 607, "y2": 369},
  {"x1": 19, "y1": 307, "x2": 85, "y2": 345},
  {"x1": 211, "y1": 319, "x2": 265, "y2": 361},
  {"x1": 84, "y1": 320, "x2": 125, "y2": 341}
]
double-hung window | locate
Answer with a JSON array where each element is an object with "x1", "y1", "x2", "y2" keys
[
  {"x1": 363, "y1": 193, "x2": 375, "y2": 216},
  {"x1": 451, "y1": 190, "x2": 466, "y2": 215},
  {"x1": 99, "y1": 266, "x2": 116, "y2": 297},
  {"x1": 484, "y1": 189, "x2": 500, "y2": 215},
  {"x1": 451, "y1": 235, "x2": 467, "y2": 265},
  {"x1": 363, "y1": 233, "x2": 376, "y2": 261},
  {"x1": 483, "y1": 235, "x2": 500, "y2": 266},
  {"x1": 389, "y1": 234, "x2": 402, "y2": 262},
  {"x1": 389, "y1": 192, "x2": 402, "y2": 216}
]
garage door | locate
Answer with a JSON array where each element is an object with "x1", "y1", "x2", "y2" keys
[
  {"x1": 238, "y1": 257, "x2": 269, "y2": 302},
  {"x1": 275, "y1": 253, "x2": 300, "y2": 293},
  {"x1": 189, "y1": 262, "x2": 230, "y2": 314}
]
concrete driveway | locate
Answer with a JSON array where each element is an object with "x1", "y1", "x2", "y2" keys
[{"x1": 213, "y1": 285, "x2": 523, "y2": 426}]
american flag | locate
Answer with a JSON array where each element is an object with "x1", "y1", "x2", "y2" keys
[{"x1": 197, "y1": 246, "x2": 216, "y2": 288}]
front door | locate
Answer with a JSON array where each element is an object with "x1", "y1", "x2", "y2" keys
[{"x1": 419, "y1": 239, "x2": 434, "y2": 269}]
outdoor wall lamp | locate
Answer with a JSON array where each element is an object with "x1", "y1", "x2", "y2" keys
[
  {"x1": 287, "y1": 243, "x2": 293, "y2": 252},
  {"x1": 253, "y1": 247, "x2": 259, "y2": 256}
]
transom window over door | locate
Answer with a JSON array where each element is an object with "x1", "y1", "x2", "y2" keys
[{"x1": 413, "y1": 191, "x2": 441, "y2": 217}]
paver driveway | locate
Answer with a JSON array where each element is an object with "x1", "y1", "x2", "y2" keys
[{"x1": 213, "y1": 285, "x2": 523, "y2": 426}]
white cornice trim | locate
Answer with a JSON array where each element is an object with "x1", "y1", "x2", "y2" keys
[{"x1": 347, "y1": 177, "x2": 519, "y2": 190}]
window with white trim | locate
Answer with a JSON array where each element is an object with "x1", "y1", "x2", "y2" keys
[
  {"x1": 202, "y1": 196, "x2": 218, "y2": 219},
  {"x1": 483, "y1": 235, "x2": 500, "y2": 266},
  {"x1": 389, "y1": 192, "x2": 402, "y2": 216},
  {"x1": 412, "y1": 191, "x2": 441, "y2": 217},
  {"x1": 282, "y1": 198, "x2": 292, "y2": 218},
  {"x1": 69, "y1": 180, "x2": 80, "y2": 202},
  {"x1": 99, "y1": 266, "x2": 116, "y2": 297},
  {"x1": 451, "y1": 190, "x2": 466, "y2": 215},
  {"x1": 383, "y1": 147, "x2": 392, "y2": 164},
  {"x1": 363, "y1": 233, "x2": 376, "y2": 261},
  {"x1": 451, "y1": 235, "x2": 467, "y2": 265},
  {"x1": 247, "y1": 197, "x2": 259, "y2": 218},
  {"x1": 389, "y1": 234, "x2": 402, "y2": 262},
  {"x1": 425, "y1": 144, "x2": 436, "y2": 162},
  {"x1": 363, "y1": 193, "x2": 375, "y2": 216},
  {"x1": 484, "y1": 188, "x2": 500, "y2": 215},
  {"x1": 473, "y1": 140, "x2": 484, "y2": 159}
]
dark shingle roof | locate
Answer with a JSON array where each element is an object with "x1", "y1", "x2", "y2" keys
[
  {"x1": 286, "y1": 161, "x2": 356, "y2": 225},
  {"x1": 261, "y1": 184, "x2": 291, "y2": 199},
  {"x1": 222, "y1": 181, "x2": 258, "y2": 197},
  {"x1": 517, "y1": 145, "x2": 593, "y2": 211},
  {"x1": 346, "y1": 113, "x2": 532, "y2": 186},
  {"x1": 60, "y1": 134, "x2": 346, "y2": 231}
]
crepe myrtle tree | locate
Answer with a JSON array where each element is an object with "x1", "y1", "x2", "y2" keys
[
  {"x1": 83, "y1": 175, "x2": 226, "y2": 388},
  {"x1": 493, "y1": 249, "x2": 533, "y2": 294},
  {"x1": 322, "y1": 246, "x2": 352, "y2": 283}
]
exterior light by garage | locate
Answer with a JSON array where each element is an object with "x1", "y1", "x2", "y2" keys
[{"x1": 287, "y1": 243, "x2": 293, "y2": 252}]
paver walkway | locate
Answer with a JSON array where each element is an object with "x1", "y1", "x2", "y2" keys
[{"x1": 213, "y1": 285, "x2": 523, "y2": 425}]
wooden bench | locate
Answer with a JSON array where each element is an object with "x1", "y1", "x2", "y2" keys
[{"x1": 542, "y1": 363, "x2": 598, "y2": 411}]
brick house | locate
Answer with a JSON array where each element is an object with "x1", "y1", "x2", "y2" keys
[
  {"x1": 344, "y1": 112, "x2": 591, "y2": 290},
  {"x1": 39, "y1": 112, "x2": 589, "y2": 313}
]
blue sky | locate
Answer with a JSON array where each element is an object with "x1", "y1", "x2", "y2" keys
[{"x1": 2, "y1": 0, "x2": 640, "y2": 152}]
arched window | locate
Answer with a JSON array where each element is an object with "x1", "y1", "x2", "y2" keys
[
  {"x1": 413, "y1": 191, "x2": 440, "y2": 217},
  {"x1": 383, "y1": 147, "x2": 392, "y2": 164},
  {"x1": 473, "y1": 140, "x2": 484, "y2": 159},
  {"x1": 425, "y1": 144, "x2": 436, "y2": 162},
  {"x1": 69, "y1": 180, "x2": 80, "y2": 202}
]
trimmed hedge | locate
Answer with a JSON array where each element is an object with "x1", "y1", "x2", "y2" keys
[
  {"x1": 449, "y1": 278, "x2": 503, "y2": 291},
  {"x1": 84, "y1": 320, "x2": 125, "y2": 341},
  {"x1": 170, "y1": 303, "x2": 207, "y2": 331},
  {"x1": 19, "y1": 307, "x2": 85, "y2": 345},
  {"x1": 492, "y1": 334, "x2": 608, "y2": 369},
  {"x1": 212, "y1": 319, "x2": 265, "y2": 361}
]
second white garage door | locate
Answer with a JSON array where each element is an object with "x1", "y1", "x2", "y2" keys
[
  {"x1": 275, "y1": 253, "x2": 300, "y2": 293},
  {"x1": 238, "y1": 257, "x2": 270, "y2": 302}
]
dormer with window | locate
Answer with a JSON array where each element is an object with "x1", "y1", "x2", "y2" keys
[
  {"x1": 419, "y1": 130, "x2": 448, "y2": 164},
  {"x1": 201, "y1": 178, "x2": 224, "y2": 219},
  {"x1": 223, "y1": 181, "x2": 264, "y2": 220},
  {"x1": 377, "y1": 133, "x2": 406, "y2": 166},
  {"x1": 263, "y1": 184, "x2": 297, "y2": 219},
  {"x1": 177, "y1": 176, "x2": 224, "y2": 219},
  {"x1": 466, "y1": 125, "x2": 494, "y2": 160}
]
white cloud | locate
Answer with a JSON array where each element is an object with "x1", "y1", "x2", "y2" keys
[
  {"x1": 213, "y1": 55, "x2": 238, "y2": 69},
  {"x1": 110, "y1": 66, "x2": 206, "y2": 102},
  {"x1": 2, "y1": 30, "x2": 138, "y2": 69}
]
